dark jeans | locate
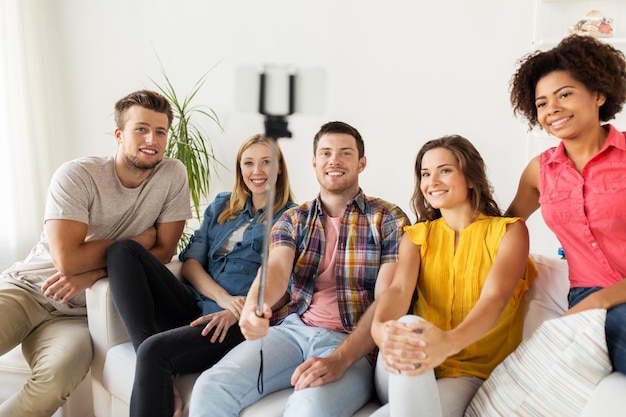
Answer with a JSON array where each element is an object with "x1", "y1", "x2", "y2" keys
[
  {"x1": 132, "y1": 323, "x2": 244, "y2": 417},
  {"x1": 107, "y1": 240, "x2": 246, "y2": 417},
  {"x1": 107, "y1": 239, "x2": 200, "y2": 350},
  {"x1": 569, "y1": 286, "x2": 626, "y2": 374}
]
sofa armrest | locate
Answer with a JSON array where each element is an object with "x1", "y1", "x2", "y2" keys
[
  {"x1": 86, "y1": 258, "x2": 182, "y2": 417},
  {"x1": 86, "y1": 258, "x2": 183, "y2": 381},
  {"x1": 86, "y1": 277, "x2": 128, "y2": 382}
]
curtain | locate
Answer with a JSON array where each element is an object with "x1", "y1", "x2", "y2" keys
[{"x1": 0, "y1": 0, "x2": 49, "y2": 270}]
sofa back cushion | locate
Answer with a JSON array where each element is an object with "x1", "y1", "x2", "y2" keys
[{"x1": 523, "y1": 254, "x2": 569, "y2": 339}]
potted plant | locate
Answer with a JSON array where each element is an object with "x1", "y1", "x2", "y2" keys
[{"x1": 152, "y1": 64, "x2": 225, "y2": 250}]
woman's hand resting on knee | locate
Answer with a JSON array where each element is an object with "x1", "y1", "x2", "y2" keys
[{"x1": 379, "y1": 319, "x2": 456, "y2": 376}]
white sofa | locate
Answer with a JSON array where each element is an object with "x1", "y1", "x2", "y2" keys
[
  {"x1": 85, "y1": 254, "x2": 626, "y2": 417},
  {"x1": 0, "y1": 341, "x2": 94, "y2": 417}
]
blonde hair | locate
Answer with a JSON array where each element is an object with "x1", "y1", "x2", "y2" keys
[{"x1": 218, "y1": 134, "x2": 295, "y2": 224}]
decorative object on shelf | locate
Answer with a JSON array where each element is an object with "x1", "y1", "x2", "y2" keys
[{"x1": 568, "y1": 9, "x2": 614, "y2": 38}]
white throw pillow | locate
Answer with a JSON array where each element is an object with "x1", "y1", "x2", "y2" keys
[
  {"x1": 523, "y1": 254, "x2": 569, "y2": 338},
  {"x1": 465, "y1": 308, "x2": 611, "y2": 417}
]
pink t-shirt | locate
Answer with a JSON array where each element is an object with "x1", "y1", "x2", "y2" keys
[
  {"x1": 539, "y1": 124, "x2": 626, "y2": 288},
  {"x1": 301, "y1": 216, "x2": 344, "y2": 331}
]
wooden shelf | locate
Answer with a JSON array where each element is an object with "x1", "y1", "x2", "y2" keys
[{"x1": 534, "y1": 37, "x2": 626, "y2": 51}]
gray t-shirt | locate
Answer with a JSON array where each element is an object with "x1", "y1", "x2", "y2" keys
[{"x1": 1, "y1": 155, "x2": 192, "y2": 315}]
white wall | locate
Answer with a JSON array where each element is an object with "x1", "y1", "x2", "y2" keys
[{"x1": 24, "y1": 0, "x2": 571, "y2": 256}]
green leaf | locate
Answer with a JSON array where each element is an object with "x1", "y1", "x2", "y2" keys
[{"x1": 151, "y1": 55, "x2": 226, "y2": 252}]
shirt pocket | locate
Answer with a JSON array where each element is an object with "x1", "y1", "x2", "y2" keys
[
  {"x1": 590, "y1": 179, "x2": 626, "y2": 218},
  {"x1": 539, "y1": 189, "x2": 572, "y2": 225}
]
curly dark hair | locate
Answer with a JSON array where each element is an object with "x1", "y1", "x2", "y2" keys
[
  {"x1": 509, "y1": 35, "x2": 626, "y2": 130},
  {"x1": 411, "y1": 135, "x2": 502, "y2": 222}
]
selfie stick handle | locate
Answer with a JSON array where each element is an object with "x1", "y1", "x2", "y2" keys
[{"x1": 256, "y1": 68, "x2": 294, "y2": 317}]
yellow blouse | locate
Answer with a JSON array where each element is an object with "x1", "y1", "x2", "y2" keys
[{"x1": 406, "y1": 214, "x2": 537, "y2": 379}]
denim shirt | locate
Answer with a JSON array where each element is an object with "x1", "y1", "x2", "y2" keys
[{"x1": 179, "y1": 192, "x2": 296, "y2": 315}]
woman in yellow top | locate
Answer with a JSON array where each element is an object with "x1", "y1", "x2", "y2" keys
[{"x1": 370, "y1": 135, "x2": 537, "y2": 417}]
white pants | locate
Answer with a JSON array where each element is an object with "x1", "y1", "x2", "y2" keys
[{"x1": 370, "y1": 315, "x2": 483, "y2": 417}]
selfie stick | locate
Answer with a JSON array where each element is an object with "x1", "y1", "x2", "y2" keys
[{"x1": 256, "y1": 66, "x2": 295, "y2": 317}]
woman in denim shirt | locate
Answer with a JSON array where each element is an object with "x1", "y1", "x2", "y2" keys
[{"x1": 107, "y1": 134, "x2": 295, "y2": 417}]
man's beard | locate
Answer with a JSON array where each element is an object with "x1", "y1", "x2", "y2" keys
[{"x1": 124, "y1": 154, "x2": 162, "y2": 171}]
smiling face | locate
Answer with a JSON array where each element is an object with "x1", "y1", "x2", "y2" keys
[
  {"x1": 534, "y1": 70, "x2": 606, "y2": 140},
  {"x1": 419, "y1": 147, "x2": 470, "y2": 211},
  {"x1": 114, "y1": 105, "x2": 168, "y2": 172},
  {"x1": 239, "y1": 142, "x2": 278, "y2": 202},
  {"x1": 312, "y1": 132, "x2": 365, "y2": 197}
]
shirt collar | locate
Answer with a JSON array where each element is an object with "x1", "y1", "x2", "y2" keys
[
  {"x1": 604, "y1": 124, "x2": 626, "y2": 151},
  {"x1": 313, "y1": 188, "x2": 367, "y2": 216},
  {"x1": 546, "y1": 124, "x2": 625, "y2": 165},
  {"x1": 353, "y1": 189, "x2": 367, "y2": 212},
  {"x1": 243, "y1": 196, "x2": 256, "y2": 217}
]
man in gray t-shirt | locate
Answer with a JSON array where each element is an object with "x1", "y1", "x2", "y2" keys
[{"x1": 0, "y1": 90, "x2": 191, "y2": 417}]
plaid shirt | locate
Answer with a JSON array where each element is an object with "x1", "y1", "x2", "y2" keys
[{"x1": 271, "y1": 189, "x2": 409, "y2": 332}]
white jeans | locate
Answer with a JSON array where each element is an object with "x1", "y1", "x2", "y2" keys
[{"x1": 370, "y1": 315, "x2": 483, "y2": 417}]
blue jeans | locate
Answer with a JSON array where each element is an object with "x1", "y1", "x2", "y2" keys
[
  {"x1": 189, "y1": 313, "x2": 374, "y2": 417},
  {"x1": 569, "y1": 287, "x2": 626, "y2": 374}
]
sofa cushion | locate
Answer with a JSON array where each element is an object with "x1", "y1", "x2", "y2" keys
[
  {"x1": 239, "y1": 388, "x2": 381, "y2": 416},
  {"x1": 101, "y1": 342, "x2": 380, "y2": 417},
  {"x1": 102, "y1": 343, "x2": 136, "y2": 402},
  {"x1": 465, "y1": 308, "x2": 612, "y2": 417},
  {"x1": 580, "y1": 372, "x2": 626, "y2": 416},
  {"x1": 523, "y1": 254, "x2": 569, "y2": 339}
]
